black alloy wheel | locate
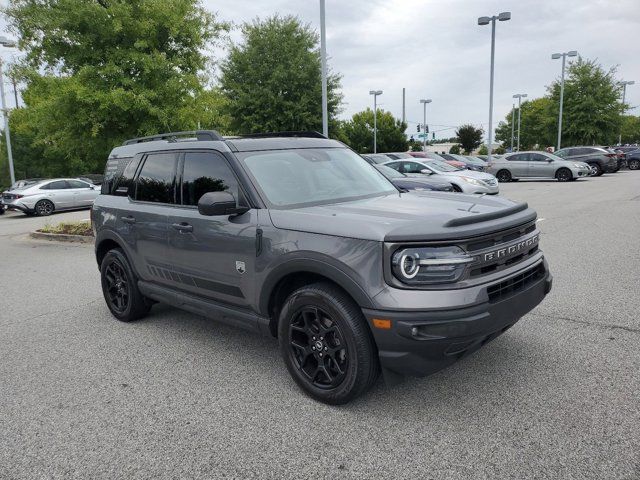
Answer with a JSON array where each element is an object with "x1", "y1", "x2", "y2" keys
[
  {"x1": 629, "y1": 159, "x2": 640, "y2": 170},
  {"x1": 555, "y1": 168, "x2": 572, "y2": 182},
  {"x1": 34, "y1": 199, "x2": 54, "y2": 216},
  {"x1": 496, "y1": 170, "x2": 512, "y2": 183},
  {"x1": 100, "y1": 248, "x2": 151, "y2": 322},
  {"x1": 288, "y1": 306, "x2": 348, "y2": 389}
]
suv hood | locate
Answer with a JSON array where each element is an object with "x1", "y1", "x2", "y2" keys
[{"x1": 268, "y1": 192, "x2": 536, "y2": 242}]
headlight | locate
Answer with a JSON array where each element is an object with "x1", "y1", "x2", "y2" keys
[
  {"x1": 573, "y1": 163, "x2": 584, "y2": 168},
  {"x1": 391, "y1": 246, "x2": 474, "y2": 284},
  {"x1": 460, "y1": 176, "x2": 485, "y2": 186}
]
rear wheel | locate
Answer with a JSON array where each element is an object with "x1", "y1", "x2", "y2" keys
[
  {"x1": 451, "y1": 184, "x2": 463, "y2": 192},
  {"x1": 629, "y1": 159, "x2": 640, "y2": 170},
  {"x1": 555, "y1": 168, "x2": 572, "y2": 182},
  {"x1": 278, "y1": 282, "x2": 379, "y2": 405},
  {"x1": 34, "y1": 199, "x2": 54, "y2": 216},
  {"x1": 100, "y1": 248, "x2": 151, "y2": 322},
  {"x1": 496, "y1": 170, "x2": 512, "y2": 183},
  {"x1": 589, "y1": 163, "x2": 603, "y2": 176}
]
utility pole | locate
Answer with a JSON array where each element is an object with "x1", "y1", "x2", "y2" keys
[
  {"x1": 552, "y1": 50, "x2": 577, "y2": 150},
  {"x1": 369, "y1": 90, "x2": 383, "y2": 153},
  {"x1": 319, "y1": 0, "x2": 328, "y2": 137},
  {"x1": 402, "y1": 88, "x2": 405, "y2": 124},
  {"x1": 510, "y1": 103, "x2": 515, "y2": 152},
  {"x1": 0, "y1": 58, "x2": 15, "y2": 185},
  {"x1": 420, "y1": 99, "x2": 432, "y2": 152},
  {"x1": 11, "y1": 76, "x2": 18, "y2": 108},
  {"x1": 619, "y1": 80, "x2": 635, "y2": 145},
  {"x1": 513, "y1": 93, "x2": 527, "y2": 151}
]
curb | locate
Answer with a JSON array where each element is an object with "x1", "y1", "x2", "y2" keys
[{"x1": 30, "y1": 231, "x2": 94, "y2": 244}]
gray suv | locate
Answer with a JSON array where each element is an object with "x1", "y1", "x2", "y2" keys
[{"x1": 93, "y1": 130, "x2": 552, "y2": 404}]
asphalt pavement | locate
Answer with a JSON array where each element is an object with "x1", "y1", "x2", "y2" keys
[{"x1": 0, "y1": 173, "x2": 638, "y2": 479}]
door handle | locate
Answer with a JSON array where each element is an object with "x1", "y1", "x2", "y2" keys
[
  {"x1": 121, "y1": 216, "x2": 136, "y2": 224},
  {"x1": 172, "y1": 222, "x2": 193, "y2": 233}
]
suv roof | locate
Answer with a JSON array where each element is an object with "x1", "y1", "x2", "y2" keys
[{"x1": 109, "y1": 130, "x2": 344, "y2": 159}]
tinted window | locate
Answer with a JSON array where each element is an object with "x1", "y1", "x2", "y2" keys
[
  {"x1": 529, "y1": 153, "x2": 548, "y2": 162},
  {"x1": 507, "y1": 154, "x2": 524, "y2": 161},
  {"x1": 43, "y1": 180, "x2": 69, "y2": 190},
  {"x1": 181, "y1": 152, "x2": 239, "y2": 206},
  {"x1": 135, "y1": 153, "x2": 176, "y2": 203},
  {"x1": 67, "y1": 180, "x2": 91, "y2": 188}
]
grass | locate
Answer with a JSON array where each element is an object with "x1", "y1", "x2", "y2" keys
[{"x1": 38, "y1": 221, "x2": 93, "y2": 236}]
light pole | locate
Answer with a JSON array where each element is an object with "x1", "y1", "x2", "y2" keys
[
  {"x1": 0, "y1": 36, "x2": 17, "y2": 185},
  {"x1": 619, "y1": 80, "x2": 635, "y2": 145},
  {"x1": 319, "y1": 0, "x2": 328, "y2": 137},
  {"x1": 420, "y1": 99, "x2": 432, "y2": 151},
  {"x1": 510, "y1": 103, "x2": 515, "y2": 152},
  {"x1": 513, "y1": 93, "x2": 527, "y2": 151},
  {"x1": 552, "y1": 50, "x2": 577, "y2": 150},
  {"x1": 369, "y1": 90, "x2": 382, "y2": 153},
  {"x1": 478, "y1": 11, "x2": 511, "y2": 164}
]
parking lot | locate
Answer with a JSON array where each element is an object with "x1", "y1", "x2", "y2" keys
[{"x1": 1, "y1": 173, "x2": 639, "y2": 479}]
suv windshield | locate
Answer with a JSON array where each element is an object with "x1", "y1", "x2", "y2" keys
[
  {"x1": 239, "y1": 148, "x2": 396, "y2": 208},
  {"x1": 425, "y1": 160, "x2": 461, "y2": 172}
]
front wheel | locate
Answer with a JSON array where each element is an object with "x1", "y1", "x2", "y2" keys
[
  {"x1": 555, "y1": 168, "x2": 573, "y2": 182},
  {"x1": 278, "y1": 283, "x2": 379, "y2": 405},
  {"x1": 629, "y1": 159, "x2": 640, "y2": 170},
  {"x1": 34, "y1": 199, "x2": 55, "y2": 216},
  {"x1": 496, "y1": 170, "x2": 512, "y2": 183},
  {"x1": 100, "y1": 248, "x2": 151, "y2": 322}
]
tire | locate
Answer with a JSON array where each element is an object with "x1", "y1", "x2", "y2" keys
[
  {"x1": 628, "y1": 159, "x2": 640, "y2": 170},
  {"x1": 496, "y1": 170, "x2": 512, "y2": 183},
  {"x1": 278, "y1": 282, "x2": 379, "y2": 405},
  {"x1": 451, "y1": 183, "x2": 463, "y2": 192},
  {"x1": 100, "y1": 248, "x2": 151, "y2": 322},
  {"x1": 555, "y1": 168, "x2": 573, "y2": 182},
  {"x1": 589, "y1": 163, "x2": 603, "y2": 176},
  {"x1": 34, "y1": 199, "x2": 55, "y2": 216}
]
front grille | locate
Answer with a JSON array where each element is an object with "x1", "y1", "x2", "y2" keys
[{"x1": 487, "y1": 264, "x2": 545, "y2": 303}]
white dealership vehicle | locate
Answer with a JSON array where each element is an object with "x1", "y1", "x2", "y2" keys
[
  {"x1": 383, "y1": 158, "x2": 499, "y2": 194},
  {"x1": 1, "y1": 178, "x2": 100, "y2": 216}
]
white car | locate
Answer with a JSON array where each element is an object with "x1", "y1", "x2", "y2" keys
[
  {"x1": 383, "y1": 158, "x2": 499, "y2": 194},
  {"x1": 1, "y1": 178, "x2": 100, "y2": 216}
]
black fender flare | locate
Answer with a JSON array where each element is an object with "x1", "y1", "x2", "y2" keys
[{"x1": 94, "y1": 229, "x2": 139, "y2": 276}]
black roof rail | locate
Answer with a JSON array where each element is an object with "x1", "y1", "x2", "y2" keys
[
  {"x1": 230, "y1": 131, "x2": 327, "y2": 139},
  {"x1": 122, "y1": 130, "x2": 223, "y2": 146}
]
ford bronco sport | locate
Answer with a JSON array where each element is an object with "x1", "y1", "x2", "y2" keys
[{"x1": 93, "y1": 130, "x2": 552, "y2": 404}]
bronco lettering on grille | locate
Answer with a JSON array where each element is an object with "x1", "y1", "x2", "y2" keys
[{"x1": 482, "y1": 234, "x2": 539, "y2": 262}]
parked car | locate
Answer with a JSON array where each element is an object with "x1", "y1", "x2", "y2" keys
[
  {"x1": 77, "y1": 174, "x2": 105, "y2": 185},
  {"x1": 93, "y1": 130, "x2": 551, "y2": 404},
  {"x1": 361, "y1": 153, "x2": 399, "y2": 164},
  {"x1": 1, "y1": 178, "x2": 99, "y2": 216},
  {"x1": 383, "y1": 152, "x2": 416, "y2": 160},
  {"x1": 424, "y1": 152, "x2": 467, "y2": 169},
  {"x1": 487, "y1": 151, "x2": 592, "y2": 182},
  {"x1": 440, "y1": 154, "x2": 487, "y2": 172},
  {"x1": 383, "y1": 158, "x2": 499, "y2": 194},
  {"x1": 373, "y1": 164, "x2": 455, "y2": 192},
  {"x1": 554, "y1": 146, "x2": 619, "y2": 176},
  {"x1": 623, "y1": 149, "x2": 640, "y2": 170}
]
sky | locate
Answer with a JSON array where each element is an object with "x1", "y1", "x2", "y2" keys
[{"x1": 1, "y1": 0, "x2": 640, "y2": 140}]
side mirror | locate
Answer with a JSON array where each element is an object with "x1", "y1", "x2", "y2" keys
[
  {"x1": 420, "y1": 169, "x2": 432, "y2": 175},
  {"x1": 547, "y1": 159, "x2": 553, "y2": 163},
  {"x1": 198, "y1": 191, "x2": 249, "y2": 217}
]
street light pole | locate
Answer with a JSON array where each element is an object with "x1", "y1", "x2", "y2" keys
[
  {"x1": 510, "y1": 103, "x2": 515, "y2": 152},
  {"x1": 512, "y1": 93, "x2": 527, "y2": 151},
  {"x1": 369, "y1": 90, "x2": 383, "y2": 153},
  {"x1": 619, "y1": 80, "x2": 635, "y2": 145},
  {"x1": 0, "y1": 36, "x2": 17, "y2": 185},
  {"x1": 319, "y1": 0, "x2": 328, "y2": 137},
  {"x1": 478, "y1": 12, "x2": 511, "y2": 164},
  {"x1": 552, "y1": 50, "x2": 577, "y2": 150},
  {"x1": 420, "y1": 99, "x2": 432, "y2": 152}
]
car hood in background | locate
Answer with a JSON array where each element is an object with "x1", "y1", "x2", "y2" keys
[
  {"x1": 268, "y1": 192, "x2": 535, "y2": 242},
  {"x1": 445, "y1": 169, "x2": 495, "y2": 180}
]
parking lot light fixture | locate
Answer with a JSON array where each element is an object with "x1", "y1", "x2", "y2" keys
[
  {"x1": 619, "y1": 80, "x2": 635, "y2": 145},
  {"x1": 369, "y1": 90, "x2": 383, "y2": 153},
  {"x1": 0, "y1": 35, "x2": 17, "y2": 185},
  {"x1": 512, "y1": 93, "x2": 527, "y2": 151},
  {"x1": 420, "y1": 99, "x2": 432, "y2": 151},
  {"x1": 552, "y1": 50, "x2": 578, "y2": 150},
  {"x1": 510, "y1": 103, "x2": 515, "y2": 152},
  {"x1": 478, "y1": 12, "x2": 511, "y2": 164}
]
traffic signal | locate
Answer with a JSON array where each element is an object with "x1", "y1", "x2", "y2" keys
[
  {"x1": 432, "y1": 132, "x2": 435, "y2": 139},
  {"x1": 417, "y1": 124, "x2": 420, "y2": 132},
  {"x1": 425, "y1": 124, "x2": 429, "y2": 133}
]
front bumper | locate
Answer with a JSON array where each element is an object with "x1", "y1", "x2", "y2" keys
[{"x1": 363, "y1": 259, "x2": 552, "y2": 379}]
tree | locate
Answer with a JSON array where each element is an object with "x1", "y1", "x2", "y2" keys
[
  {"x1": 408, "y1": 139, "x2": 423, "y2": 152},
  {"x1": 2, "y1": 0, "x2": 225, "y2": 182},
  {"x1": 220, "y1": 15, "x2": 342, "y2": 134},
  {"x1": 455, "y1": 124, "x2": 483, "y2": 153},
  {"x1": 495, "y1": 97, "x2": 556, "y2": 151},
  {"x1": 340, "y1": 109, "x2": 407, "y2": 154},
  {"x1": 449, "y1": 144, "x2": 461, "y2": 154},
  {"x1": 477, "y1": 144, "x2": 488, "y2": 155},
  {"x1": 547, "y1": 57, "x2": 622, "y2": 146},
  {"x1": 619, "y1": 115, "x2": 640, "y2": 144}
]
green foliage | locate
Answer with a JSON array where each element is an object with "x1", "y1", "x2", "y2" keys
[
  {"x1": 495, "y1": 97, "x2": 556, "y2": 150},
  {"x1": 494, "y1": 144, "x2": 506, "y2": 154},
  {"x1": 39, "y1": 221, "x2": 92, "y2": 236},
  {"x1": 408, "y1": 140, "x2": 423, "y2": 152},
  {"x1": 448, "y1": 144, "x2": 461, "y2": 154},
  {"x1": 1, "y1": 0, "x2": 225, "y2": 184},
  {"x1": 220, "y1": 15, "x2": 342, "y2": 134},
  {"x1": 619, "y1": 115, "x2": 640, "y2": 145},
  {"x1": 477, "y1": 144, "x2": 488, "y2": 155},
  {"x1": 340, "y1": 109, "x2": 408, "y2": 154},
  {"x1": 455, "y1": 124, "x2": 483, "y2": 153}
]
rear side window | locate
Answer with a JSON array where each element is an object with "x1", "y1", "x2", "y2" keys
[
  {"x1": 102, "y1": 156, "x2": 133, "y2": 194},
  {"x1": 181, "y1": 152, "x2": 239, "y2": 206},
  {"x1": 67, "y1": 180, "x2": 91, "y2": 188},
  {"x1": 135, "y1": 153, "x2": 177, "y2": 203},
  {"x1": 42, "y1": 180, "x2": 69, "y2": 190}
]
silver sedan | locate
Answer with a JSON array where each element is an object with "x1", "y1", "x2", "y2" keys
[
  {"x1": 487, "y1": 151, "x2": 592, "y2": 182},
  {"x1": 1, "y1": 178, "x2": 100, "y2": 216}
]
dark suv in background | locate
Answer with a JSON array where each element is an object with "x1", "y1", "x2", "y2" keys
[
  {"x1": 554, "y1": 146, "x2": 619, "y2": 176},
  {"x1": 93, "y1": 130, "x2": 552, "y2": 404}
]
